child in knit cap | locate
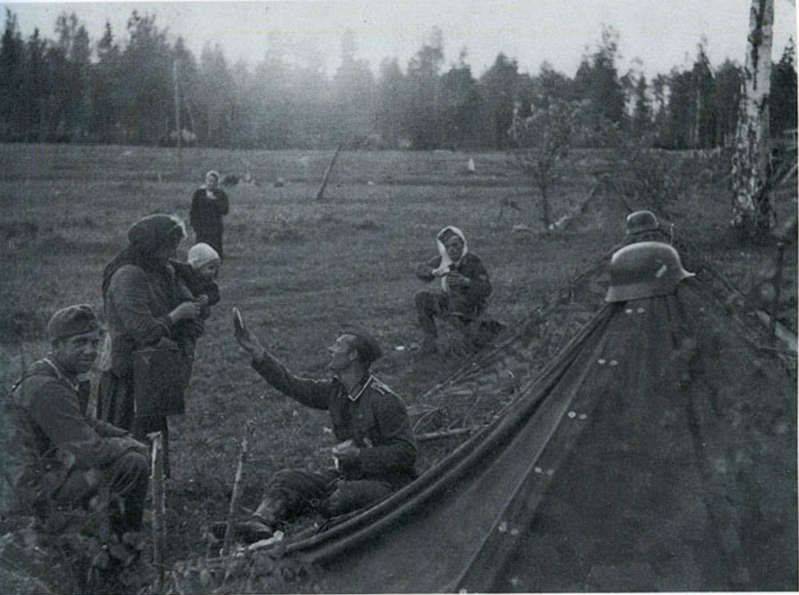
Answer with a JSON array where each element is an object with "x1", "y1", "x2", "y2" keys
[{"x1": 174, "y1": 242, "x2": 221, "y2": 318}]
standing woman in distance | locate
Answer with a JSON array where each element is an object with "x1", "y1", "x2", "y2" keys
[
  {"x1": 97, "y1": 214, "x2": 202, "y2": 474},
  {"x1": 190, "y1": 170, "x2": 229, "y2": 259}
]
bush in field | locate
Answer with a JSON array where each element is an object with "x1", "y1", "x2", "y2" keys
[
  {"x1": 166, "y1": 547, "x2": 327, "y2": 594},
  {"x1": 1, "y1": 507, "x2": 153, "y2": 595},
  {"x1": 508, "y1": 100, "x2": 582, "y2": 228},
  {"x1": 595, "y1": 121, "x2": 708, "y2": 218}
]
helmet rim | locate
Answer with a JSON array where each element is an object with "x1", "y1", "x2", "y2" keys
[{"x1": 604, "y1": 241, "x2": 695, "y2": 303}]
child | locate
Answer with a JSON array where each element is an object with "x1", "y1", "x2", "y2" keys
[{"x1": 174, "y1": 242, "x2": 221, "y2": 318}]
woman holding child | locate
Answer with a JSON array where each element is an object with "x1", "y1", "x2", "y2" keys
[{"x1": 97, "y1": 214, "x2": 204, "y2": 474}]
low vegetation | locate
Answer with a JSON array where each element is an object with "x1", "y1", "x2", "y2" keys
[{"x1": 1, "y1": 143, "x2": 795, "y2": 593}]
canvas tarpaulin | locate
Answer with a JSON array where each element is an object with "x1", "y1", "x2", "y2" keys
[{"x1": 259, "y1": 277, "x2": 796, "y2": 593}]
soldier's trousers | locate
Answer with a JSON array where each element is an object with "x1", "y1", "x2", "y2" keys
[
  {"x1": 54, "y1": 451, "x2": 149, "y2": 534},
  {"x1": 255, "y1": 468, "x2": 393, "y2": 520}
]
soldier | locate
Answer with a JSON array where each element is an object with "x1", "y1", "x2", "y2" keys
[
  {"x1": 623, "y1": 210, "x2": 671, "y2": 245},
  {"x1": 5, "y1": 305, "x2": 149, "y2": 536},
  {"x1": 216, "y1": 312, "x2": 417, "y2": 543},
  {"x1": 415, "y1": 226, "x2": 493, "y2": 354}
]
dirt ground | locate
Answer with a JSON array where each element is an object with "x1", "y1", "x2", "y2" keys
[{"x1": 1, "y1": 143, "x2": 795, "y2": 566}]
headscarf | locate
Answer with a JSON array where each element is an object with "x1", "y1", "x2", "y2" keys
[
  {"x1": 432, "y1": 226, "x2": 468, "y2": 292},
  {"x1": 102, "y1": 214, "x2": 186, "y2": 296}
]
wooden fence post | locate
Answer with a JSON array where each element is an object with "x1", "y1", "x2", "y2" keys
[
  {"x1": 222, "y1": 422, "x2": 252, "y2": 558},
  {"x1": 150, "y1": 431, "x2": 166, "y2": 592},
  {"x1": 315, "y1": 144, "x2": 344, "y2": 201}
]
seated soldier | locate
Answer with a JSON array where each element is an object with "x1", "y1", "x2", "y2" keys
[
  {"x1": 5, "y1": 305, "x2": 149, "y2": 536},
  {"x1": 214, "y1": 312, "x2": 417, "y2": 543},
  {"x1": 415, "y1": 226, "x2": 492, "y2": 353}
]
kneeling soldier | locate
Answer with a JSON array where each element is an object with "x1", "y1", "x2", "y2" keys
[
  {"x1": 5, "y1": 305, "x2": 149, "y2": 536},
  {"x1": 221, "y1": 311, "x2": 417, "y2": 543}
]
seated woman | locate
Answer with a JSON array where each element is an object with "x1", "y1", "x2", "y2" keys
[{"x1": 414, "y1": 226, "x2": 493, "y2": 354}]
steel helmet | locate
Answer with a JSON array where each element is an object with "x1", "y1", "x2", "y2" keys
[
  {"x1": 605, "y1": 241, "x2": 695, "y2": 302},
  {"x1": 625, "y1": 210, "x2": 660, "y2": 236}
]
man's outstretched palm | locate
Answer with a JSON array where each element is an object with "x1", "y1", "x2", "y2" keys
[{"x1": 233, "y1": 308, "x2": 264, "y2": 358}]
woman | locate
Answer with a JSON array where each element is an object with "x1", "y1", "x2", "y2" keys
[
  {"x1": 98, "y1": 214, "x2": 202, "y2": 474},
  {"x1": 414, "y1": 225, "x2": 492, "y2": 353},
  {"x1": 189, "y1": 170, "x2": 230, "y2": 259}
]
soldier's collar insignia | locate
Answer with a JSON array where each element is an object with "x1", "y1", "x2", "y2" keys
[{"x1": 348, "y1": 374, "x2": 374, "y2": 402}]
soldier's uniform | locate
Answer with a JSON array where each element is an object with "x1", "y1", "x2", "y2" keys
[
  {"x1": 5, "y1": 358, "x2": 149, "y2": 534},
  {"x1": 250, "y1": 353, "x2": 417, "y2": 520}
]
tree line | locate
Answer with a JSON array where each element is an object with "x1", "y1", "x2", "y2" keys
[{"x1": 0, "y1": 10, "x2": 795, "y2": 150}]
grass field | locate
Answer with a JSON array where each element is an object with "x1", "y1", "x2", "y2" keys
[{"x1": 1, "y1": 142, "x2": 796, "y2": 565}]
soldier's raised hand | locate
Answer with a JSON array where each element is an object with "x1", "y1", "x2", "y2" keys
[{"x1": 233, "y1": 307, "x2": 265, "y2": 360}]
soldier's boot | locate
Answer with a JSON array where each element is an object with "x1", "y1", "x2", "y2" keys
[
  {"x1": 209, "y1": 519, "x2": 274, "y2": 544},
  {"x1": 210, "y1": 496, "x2": 287, "y2": 544}
]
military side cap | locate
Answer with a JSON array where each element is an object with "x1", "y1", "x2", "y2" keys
[{"x1": 47, "y1": 304, "x2": 100, "y2": 341}]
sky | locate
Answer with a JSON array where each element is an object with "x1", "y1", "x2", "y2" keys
[{"x1": 4, "y1": 0, "x2": 798, "y2": 79}]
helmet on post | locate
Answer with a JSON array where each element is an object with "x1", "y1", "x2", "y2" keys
[
  {"x1": 605, "y1": 241, "x2": 695, "y2": 302},
  {"x1": 625, "y1": 210, "x2": 660, "y2": 237}
]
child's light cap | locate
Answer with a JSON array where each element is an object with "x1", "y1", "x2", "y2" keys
[{"x1": 188, "y1": 243, "x2": 220, "y2": 269}]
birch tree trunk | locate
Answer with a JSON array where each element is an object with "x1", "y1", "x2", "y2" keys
[{"x1": 731, "y1": 0, "x2": 775, "y2": 234}]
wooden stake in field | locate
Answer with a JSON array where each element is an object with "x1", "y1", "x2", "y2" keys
[
  {"x1": 150, "y1": 431, "x2": 167, "y2": 592},
  {"x1": 173, "y1": 59, "x2": 183, "y2": 173},
  {"x1": 315, "y1": 143, "x2": 344, "y2": 201},
  {"x1": 222, "y1": 422, "x2": 253, "y2": 557}
]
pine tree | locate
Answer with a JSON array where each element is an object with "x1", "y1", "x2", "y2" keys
[
  {"x1": 404, "y1": 27, "x2": 444, "y2": 149},
  {"x1": 0, "y1": 9, "x2": 25, "y2": 139},
  {"x1": 479, "y1": 53, "x2": 519, "y2": 149},
  {"x1": 376, "y1": 58, "x2": 406, "y2": 148}
]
